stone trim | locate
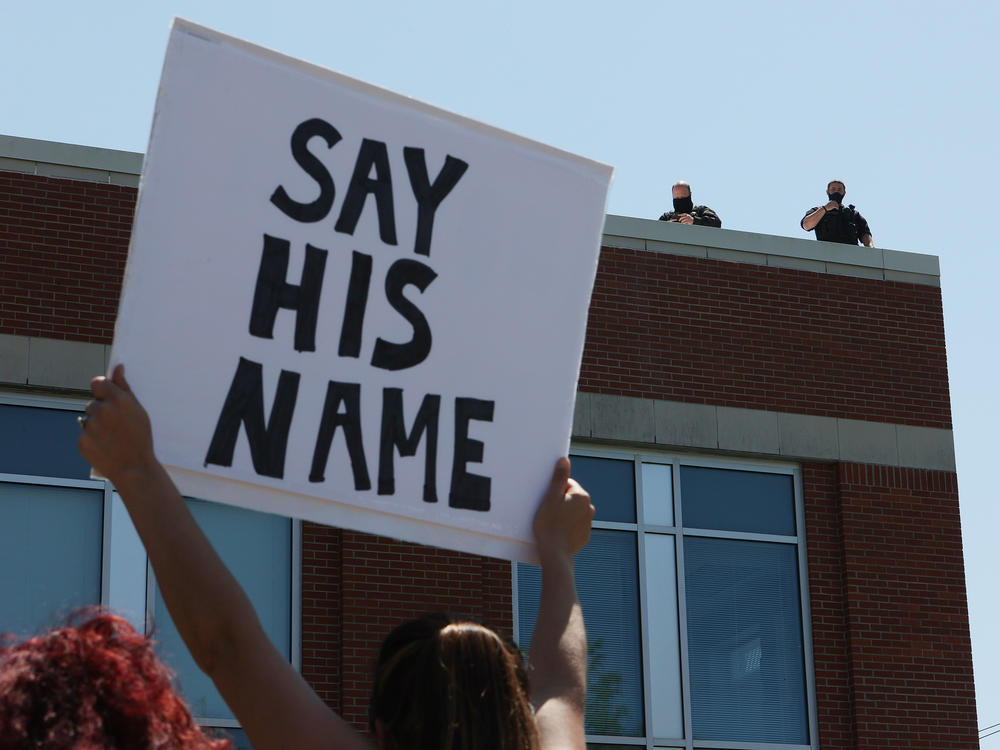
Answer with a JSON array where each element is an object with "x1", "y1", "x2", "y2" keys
[
  {"x1": 573, "y1": 392, "x2": 956, "y2": 472},
  {"x1": 0, "y1": 334, "x2": 109, "y2": 393},
  {"x1": 604, "y1": 214, "x2": 941, "y2": 287},
  {"x1": 0, "y1": 134, "x2": 142, "y2": 186},
  {"x1": 0, "y1": 334, "x2": 955, "y2": 472}
]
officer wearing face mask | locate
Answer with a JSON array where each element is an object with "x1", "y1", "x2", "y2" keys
[
  {"x1": 801, "y1": 180, "x2": 873, "y2": 247},
  {"x1": 658, "y1": 181, "x2": 722, "y2": 227}
]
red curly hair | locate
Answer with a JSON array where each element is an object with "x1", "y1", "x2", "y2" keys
[{"x1": 0, "y1": 610, "x2": 231, "y2": 750}]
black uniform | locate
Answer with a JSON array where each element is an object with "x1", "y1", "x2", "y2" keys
[
  {"x1": 658, "y1": 205, "x2": 722, "y2": 227},
  {"x1": 801, "y1": 204, "x2": 871, "y2": 245}
]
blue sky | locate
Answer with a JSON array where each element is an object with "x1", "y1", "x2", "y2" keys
[{"x1": 4, "y1": 0, "x2": 998, "y2": 735}]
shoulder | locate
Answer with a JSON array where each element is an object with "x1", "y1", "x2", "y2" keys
[{"x1": 693, "y1": 205, "x2": 715, "y2": 214}]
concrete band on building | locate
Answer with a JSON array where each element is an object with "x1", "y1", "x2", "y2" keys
[{"x1": 0, "y1": 135, "x2": 977, "y2": 748}]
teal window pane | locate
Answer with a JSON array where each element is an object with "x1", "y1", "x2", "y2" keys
[
  {"x1": 518, "y1": 529, "x2": 643, "y2": 736},
  {"x1": 0, "y1": 483, "x2": 103, "y2": 635},
  {"x1": 153, "y1": 499, "x2": 291, "y2": 721}
]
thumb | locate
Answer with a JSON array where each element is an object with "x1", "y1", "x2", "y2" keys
[
  {"x1": 547, "y1": 457, "x2": 571, "y2": 499},
  {"x1": 111, "y1": 363, "x2": 132, "y2": 393}
]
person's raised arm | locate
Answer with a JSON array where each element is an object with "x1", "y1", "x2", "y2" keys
[
  {"x1": 802, "y1": 200, "x2": 838, "y2": 231},
  {"x1": 78, "y1": 365, "x2": 370, "y2": 750},
  {"x1": 693, "y1": 206, "x2": 722, "y2": 228},
  {"x1": 528, "y1": 458, "x2": 594, "y2": 750}
]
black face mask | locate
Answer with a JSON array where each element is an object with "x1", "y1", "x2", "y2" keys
[
  {"x1": 828, "y1": 192, "x2": 844, "y2": 205},
  {"x1": 673, "y1": 196, "x2": 694, "y2": 213}
]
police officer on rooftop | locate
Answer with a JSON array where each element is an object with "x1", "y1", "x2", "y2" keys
[
  {"x1": 659, "y1": 180, "x2": 722, "y2": 227},
  {"x1": 801, "y1": 179, "x2": 873, "y2": 247}
]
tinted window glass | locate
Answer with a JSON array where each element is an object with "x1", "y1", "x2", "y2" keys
[
  {"x1": 572, "y1": 455, "x2": 635, "y2": 523},
  {"x1": 0, "y1": 404, "x2": 92, "y2": 480},
  {"x1": 680, "y1": 466, "x2": 795, "y2": 535},
  {"x1": 685, "y1": 537, "x2": 807, "y2": 744},
  {"x1": 154, "y1": 499, "x2": 291, "y2": 721},
  {"x1": 519, "y1": 529, "x2": 644, "y2": 736},
  {"x1": 0, "y1": 483, "x2": 103, "y2": 634}
]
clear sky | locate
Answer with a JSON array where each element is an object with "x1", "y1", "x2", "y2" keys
[{"x1": 4, "y1": 0, "x2": 998, "y2": 736}]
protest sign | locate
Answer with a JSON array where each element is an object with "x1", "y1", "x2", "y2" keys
[{"x1": 109, "y1": 18, "x2": 612, "y2": 562}]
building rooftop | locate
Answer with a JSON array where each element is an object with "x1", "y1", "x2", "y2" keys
[{"x1": 0, "y1": 133, "x2": 939, "y2": 287}]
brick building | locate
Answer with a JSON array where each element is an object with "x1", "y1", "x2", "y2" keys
[{"x1": 0, "y1": 134, "x2": 979, "y2": 749}]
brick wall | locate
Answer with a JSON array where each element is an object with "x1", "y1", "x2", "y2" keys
[
  {"x1": 581, "y1": 248, "x2": 952, "y2": 428},
  {"x1": 2, "y1": 168, "x2": 975, "y2": 744},
  {"x1": 803, "y1": 462, "x2": 978, "y2": 748},
  {"x1": 0, "y1": 172, "x2": 132, "y2": 342},
  {"x1": 0, "y1": 177, "x2": 954, "y2": 432},
  {"x1": 802, "y1": 462, "x2": 855, "y2": 749},
  {"x1": 301, "y1": 525, "x2": 513, "y2": 731}
]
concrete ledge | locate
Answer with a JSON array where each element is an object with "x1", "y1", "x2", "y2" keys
[
  {"x1": 778, "y1": 413, "x2": 839, "y2": 460},
  {"x1": 883, "y1": 248, "x2": 940, "y2": 275},
  {"x1": 603, "y1": 214, "x2": 941, "y2": 286},
  {"x1": 0, "y1": 134, "x2": 142, "y2": 186},
  {"x1": 0, "y1": 335, "x2": 29, "y2": 384},
  {"x1": 0, "y1": 135, "x2": 142, "y2": 174},
  {"x1": 717, "y1": 407, "x2": 779, "y2": 454},
  {"x1": 0, "y1": 334, "x2": 106, "y2": 392},
  {"x1": 837, "y1": 418, "x2": 899, "y2": 466},
  {"x1": 897, "y1": 424, "x2": 956, "y2": 471},
  {"x1": 590, "y1": 394, "x2": 655, "y2": 443},
  {"x1": 885, "y1": 269, "x2": 940, "y2": 287},
  {"x1": 572, "y1": 391, "x2": 956, "y2": 472},
  {"x1": 653, "y1": 400, "x2": 717, "y2": 448},
  {"x1": 3, "y1": 334, "x2": 957, "y2": 472}
]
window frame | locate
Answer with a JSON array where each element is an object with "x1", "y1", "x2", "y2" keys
[
  {"x1": 0, "y1": 390, "x2": 302, "y2": 740},
  {"x1": 512, "y1": 445, "x2": 819, "y2": 750}
]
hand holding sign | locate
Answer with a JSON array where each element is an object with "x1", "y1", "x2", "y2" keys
[
  {"x1": 78, "y1": 365, "x2": 156, "y2": 487},
  {"x1": 533, "y1": 458, "x2": 594, "y2": 560}
]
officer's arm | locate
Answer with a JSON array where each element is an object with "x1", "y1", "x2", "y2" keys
[
  {"x1": 801, "y1": 207, "x2": 824, "y2": 231},
  {"x1": 858, "y1": 214, "x2": 874, "y2": 247},
  {"x1": 693, "y1": 207, "x2": 722, "y2": 228}
]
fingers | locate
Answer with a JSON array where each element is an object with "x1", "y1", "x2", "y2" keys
[
  {"x1": 111, "y1": 363, "x2": 131, "y2": 392},
  {"x1": 90, "y1": 364, "x2": 130, "y2": 401},
  {"x1": 548, "y1": 457, "x2": 571, "y2": 498},
  {"x1": 90, "y1": 374, "x2": 112, "y2": 399}
]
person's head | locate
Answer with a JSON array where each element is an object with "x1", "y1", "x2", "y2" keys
[
  {"x1": 671, "y1": 180, "x2": 693, "y2": 212},
  {"x1": 827, "y1": 180, "x2": 846, "y2": 204},
  {"x1": 0, "y1": 610, "x2": 230, "y2": 750},
  {"x1": 370, "y1": 613, "x2": 538, "y2": 750}
]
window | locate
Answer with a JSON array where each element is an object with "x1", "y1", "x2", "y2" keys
[
  {"x1": 0, "y1": 394, "x2": 298, "y2": 749},
  {"x1": 150, "y1": 498, "x2": 296, "y2": 733},
  {"x1": 0, "y1": 400, "x2": 105, "y2": 635},
  {"x1": 515, "y1": 449, "x2": 817, "y2": 750}
]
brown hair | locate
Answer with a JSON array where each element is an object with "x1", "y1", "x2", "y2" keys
[{"x1": 370, "y1": 613, "x2": 538, "y2": 750}]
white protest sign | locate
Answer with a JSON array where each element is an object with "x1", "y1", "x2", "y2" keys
[{"x1": 110, "y1": 18, "x2": 612, "y2": 562}]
